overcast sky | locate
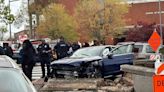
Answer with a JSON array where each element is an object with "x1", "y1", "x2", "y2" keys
[{"x1": 3, "y1": 0, "x2": 25, "y2": 39}]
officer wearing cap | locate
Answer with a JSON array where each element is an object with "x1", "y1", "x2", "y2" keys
[
  {"x1": 54, "y1": 37, "x2": 69, "y2": 59},
  {"x1": 3, "y1": 43, "x2": 13, "y2": 58},
  {"x1": 37, "y1": 40, "x2": 51, "y2": 78}
]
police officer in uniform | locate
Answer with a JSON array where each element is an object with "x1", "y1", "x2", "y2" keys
[
  {"x1": 54, "y1": 37, "x2": 69, "y2": 59},
  {"x1": 72, "y1": 42, "x2": 80, "y2": 52},
  {"x1": 3, "y1": 43, "x2": 13, "y2": 58},
  {"x1": 37, "y1": 40, "x2": 51, "y2": 78}
]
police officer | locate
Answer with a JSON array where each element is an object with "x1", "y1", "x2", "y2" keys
[
  {"x1": 72, "y1": 42, "x2": 80, "y2": 52},
  {"x1": 54, "y1": 37, "x2": 69, "y2": 59},
  {"x1": 3, "y1": 43, "x2": 13, "y2": 58},
  {"x1": 37, "y1": 40, "x2": 51, "y2": 78},
  {"x1": 0, "y1": 46, "x2": 5, "y2": 55}
]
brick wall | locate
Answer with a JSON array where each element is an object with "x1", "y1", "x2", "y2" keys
[{"x1": 125, "y1": 1, "x2": 164, "y2": 25}]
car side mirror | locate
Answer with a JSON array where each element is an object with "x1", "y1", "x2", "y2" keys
[{"x1": 107, "y1": 53, "x2": 113, "y2": 59}]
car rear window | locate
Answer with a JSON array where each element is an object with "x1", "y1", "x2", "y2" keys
[
  {"x1": 0, "y1": 69, "x2": 33, "y2": 92},
  {"x1": 134, "y1": 45, "x2": 143, "y2": 53},
  {"x1": 146, "y1": 45, "x2": 155, "y2": 53}
]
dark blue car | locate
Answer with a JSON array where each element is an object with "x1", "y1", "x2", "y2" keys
[{"x1": 51, "y1": 44, "x2": 134, "y2": 78}]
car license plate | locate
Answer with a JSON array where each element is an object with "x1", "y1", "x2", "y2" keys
[{"x1": 57, "y1": 71, "x2": 71, "y2": 75}]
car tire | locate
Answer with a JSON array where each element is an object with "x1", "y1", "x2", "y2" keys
[
  {"x1": 93, "y1": 67, "x2": 102, "y2": 78},
  {"x1": 51, "y1": 69, "x2": 59, "y2": 78},
  {"x1": 87, "y1": 67, "x2": 102, "y2": 78},
  {"x1": 51, "y1": 69, "x2": 64, "y2": 78},
  {"x1": 51, "y1": 69, "x2": 55, "y2": 78}
]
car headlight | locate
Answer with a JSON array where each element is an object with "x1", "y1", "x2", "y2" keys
[
  {"x1": 73, "y1": 71, "x2": 78, "y2": 77},
  {"x1": 92, "y1": 61, "x2": 100, "y2": 67}
]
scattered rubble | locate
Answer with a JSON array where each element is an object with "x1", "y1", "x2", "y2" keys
[
  {"x1": 100, "y1": 86, "x2": 134, "y2": 92},
  {"x1": 98, "y1": 73, "x2": 134, "y2": 92},
  {"x1": 33, "y1": 73, "x2": 134, "y2": 92}
]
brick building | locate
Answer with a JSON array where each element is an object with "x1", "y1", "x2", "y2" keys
[
  {"x1": 125, "y1": 1, "x2": 164, "y2": 26},
  {"x1": 48, "y1": 0, "x2": 164, "y2": 44}
]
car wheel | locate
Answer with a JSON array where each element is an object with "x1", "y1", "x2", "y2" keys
[
  {"x1": 87, "y1": 67, "x2": 102, "y2": 78},
  {"x1": 51, "y1": 69, "x2": 58, "y2": 78},
  {"x1": 51, "y1": 69, "x2": 65, "y2": 78},
  {"x1": 92, "y1": 67, "x2": 102, "y2": 78},
  {"x1": 51, "y1": 69, "x2": 55, "y2": 78}
]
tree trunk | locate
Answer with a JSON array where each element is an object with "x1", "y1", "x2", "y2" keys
[
  {"x1": 28, "y1": 0, "x2": 33, "y2": 39},
  {"x1": 29, "y1": 13, "x2": 33, "y2": 39},
  {"x1": 36, "y1": 13, "x2": 40, "y2": 26}
]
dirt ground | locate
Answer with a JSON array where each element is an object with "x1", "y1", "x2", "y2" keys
[{"x1": 33, "y1": 73, "x2": 134, "y2": 92}]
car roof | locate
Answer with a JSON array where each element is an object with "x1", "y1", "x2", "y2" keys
[
  {"x1": 134, "y1": 42, "x2": 149, "y2": 45},
  {"x1": 0, "y1": 67, "x2": 20, "y2": 72},
  {"x1": 117, "y1": 42, "x2": 149, "y2": 45},
  {"x1": 82, "y1": 45, "x2": 116, "y2": 49},
  {"x1": 0, "y1": 55, "x2": 20, "y2": 69},
  {"x1": 117, "y1": 42, "x2": 135, "y2": 45}
]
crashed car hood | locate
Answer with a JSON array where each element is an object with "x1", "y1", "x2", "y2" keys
[{"x1": 51, "y1": 56, "x2": 102, "y2": 66}]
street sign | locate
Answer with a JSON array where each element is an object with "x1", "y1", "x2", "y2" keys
[
  {"x1": 19, "y1": 34, "x2": 28, "y2": 43},
  {"x1": 153, "y1": 75, "x2": 164, "y2": 92},
  {"x1": 148, "y1": 30, "x2": 161, "y2": 52},
  {"x1": 154, "y1": 57, "x2": 164, "y2": 92}
]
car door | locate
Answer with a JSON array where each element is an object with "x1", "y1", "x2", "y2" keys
[{"x1": 102, "y1": 45, "x2": 134, "y2": 77}]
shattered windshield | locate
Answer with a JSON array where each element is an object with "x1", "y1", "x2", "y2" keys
[{"x1": 71, "y1": 47, "x2": 104, "y2": 57}]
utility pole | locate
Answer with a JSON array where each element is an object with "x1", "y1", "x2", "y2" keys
[
  {"x1": 159, "y1": 0, "x2": 163, "y2": 46},
  {"x1": 8, "y1": 0, "x2": 19, "y2": 40},
  {"x1": 9, "y1": 0, "x2": 11, "y2": 40},
  {"x1": 28, "y1": 0, "x2": 33, "y2": 39}
]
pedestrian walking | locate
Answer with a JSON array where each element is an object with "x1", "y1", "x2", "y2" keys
[
  {"x1": 54, "y1": 37, "x2": 69, "y2": 59},
  {"x1": 3, "y1": 43, "x2": 13, "y2": 58},
  {"x1": 21, "y1": 40, "x2": 36, "y2": 81},
  {"x1": 37, "y1": 40, "x2": 51, "y2": 78}
]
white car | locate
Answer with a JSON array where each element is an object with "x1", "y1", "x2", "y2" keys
[
  {"x1": 117, "y1": 42, "x2": 155, "y2": 60},
  {"x1": 0, "y1": 55, "x2": 37, "y2": 92}
]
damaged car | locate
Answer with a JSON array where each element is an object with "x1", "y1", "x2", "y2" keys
[{"x1": 51, "y1": 44, "x2": 134, "y2": 78}]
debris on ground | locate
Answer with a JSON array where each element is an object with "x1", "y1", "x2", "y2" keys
[
  {"x1": 98, "y1": 73, "x2": 134, "y2": 92},
  {"x1": 33, "y1": 73, "x2": 134, "y2": 92}
]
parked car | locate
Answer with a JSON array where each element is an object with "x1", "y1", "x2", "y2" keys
[
  {"x1": 117, "y1": 42, "x2": 155, "y2": 60},
  {"x1": 12, "y1": 47, "x2": 22, "y2": 64},
  {"x1": 0, "y1": 55, "x2": 20, "y2": 68},
  {"x1": 12, "y1": 42, "x2": 41, "y2": 64},
  {"x1": 11, "y1": 43, "x2": 20, "y2": 51},
  {"x1": 51, "y1": 44, "x2": 134, "y2": 78},
  {"x1": 0, "y1": 55, "x2": 37, "y2": 92},
  {"x1": 12, "y1": 40, "x2": 55, "y2": 64}
]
